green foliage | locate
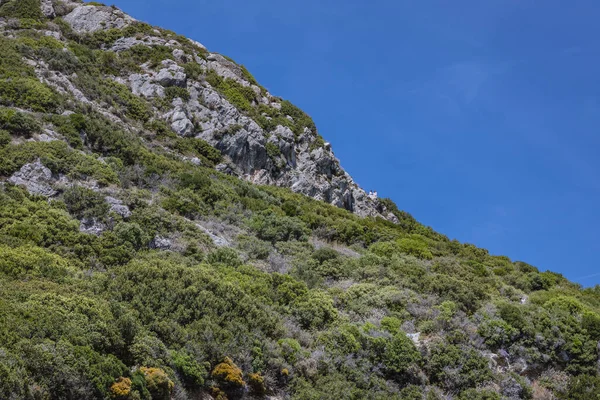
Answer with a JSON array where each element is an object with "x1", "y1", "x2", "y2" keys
[
  {"x1": 171, "y1": 351, "x2": 209, "y2": 387},
  {"x1": 0, "y1": 0, "x2": 43, "y2": 21},
  {"x1": 566, "y1": 374, "x2": 600, "y2": 399},
  {"x1": 207, "y1": 247, "x2": 242, "y2": 267},
  {"x1": 292, "y1": 290, "x2": 338, "y2": 329},
  {"x1": 398, "y1": 234, "x2": 433, "y2": 259},
  {"x1": 74, "y1": 76, "x2": 152, "y2": 122},
  {"x1": 457, "y1": 388, "x2": 501, "y2": 400},
  {"x1": 249, "y1": 210, "x2": 309, "y2": 244},
  {"x1": 0, "y1": 244, "x2": 72, "y2": 280},
  {"x1": 266, "y1": 141, "x2": 281, "y2": 160},
  {"x1": 426, "y1": 343, "x2": 492, "y2": 391},
  {"x1": 0, "y1": 130, "x2": 10, "y2": 147},
  {"x1": 383, "y1": 332, "x2": 421, "y2": 377},
  {"x1": 183, "y1": 62, "x2": 204, "y2": 81},
  {"x1": 206, "y1": 70, "x2": 257, "y2": 112},
  {"x1": 164, "y1": 86, "x2": 190, "y2": 102},
  {"x1": 280, "y1": 100, "x2": 316, "y2": 135},
  {"x1": 0, "y1": 108, "x2": 41, "y2": 136}
]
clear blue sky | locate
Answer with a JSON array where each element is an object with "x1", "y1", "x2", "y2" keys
[{"x1": 110, "y1": 0, "x2": 600, "y2": 287}]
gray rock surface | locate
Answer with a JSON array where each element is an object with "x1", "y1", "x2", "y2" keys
[
  {"x1": 154, "y1": 60, "x2": 186, "y2": 87},
  {"x1": 129, "y1": 74, "x2": 164, "y2": 98},
  {"x1": 150, "y1": 236, "x2": 174, "y2": 250},
  {"x1": 8, "y1": 160, "x2": 57, "y2": 197},
  {"x1": 63, "y1": 5, "x2": 135, "y2": 34},
  {"x1": 105, "y1": 196, "x2": 132, "y2": 218},
  {"x1": 27, "y1": 3, "x2": 396, "y2": 222},
  {"x1": 196, "y1": 224, "x2": 230, "y2": 247}
]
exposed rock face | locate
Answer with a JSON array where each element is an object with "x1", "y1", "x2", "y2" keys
[
  {"x1": 57, "y1": 3, "x2": 396, "y2": 222},
  {"x1": 8, "y1": 160, "x2": 58, "y2": 197},
  {"x1": 155, "y1": 60, "x2": 187, "y2": 87},
  {"x1": 63, "y1": 5, "x2": 135, "y2": 33}
]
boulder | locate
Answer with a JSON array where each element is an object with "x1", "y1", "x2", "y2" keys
[
  {"x1": 154, "y1": 61, "x2": 187, "y2": 87},
  {"x1": 8, "y1": 160, "x2": 57, "y2": 197},
  {"x1": 105, "y1": 196, "x2": 132, "y2": 219}
]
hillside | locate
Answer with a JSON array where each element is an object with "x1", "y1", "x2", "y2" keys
[{"x1": 0, "y1": 1, "x2": 599, "y2": 399}]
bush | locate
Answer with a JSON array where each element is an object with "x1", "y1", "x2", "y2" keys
[
  {"x1": 211, "y1": 357, "x2": 245, "y2": 391},
  {"x1": 0, "y1": 130, "x2": 10, "y2": 147},
  {"x1": 384, "y1": 332, "x2": 422, "y2": 377},
  {"x1": 139, "y1": 367, "x2": 174, "y2": 400},
  {"x1": 266, "y1": 142, "x2": 281, "y2": 159},
  {"x1": 164, "y1": 86, "x2": 190, "y2": 102},
  {"x1": 427, "y1": 343, "x2": 492, "y2": 391},
  {"x1": 0, "y1": 108, "x2": 41, "y2": 136},
  {"x1": 171, "y1": 351, "x2": 209, "y2": 387},
  {"x1": 0, "y1": 244, "x2": 72, "y2": 280},
  {"x1": 0, "y1": 0, "x2": 43, "y2": 20},
  {"x1": 398, "y1": 235, "x2": 433, "y2": 260},
  {"x1": 249, "y1": 211, "x2": 309, "y2": 244},
  {"x1": 63, "y1": 186, "x2": 110, "y2": 221},
  {"x1": 207, "y1": 247, "x2": 242, "y2": 267},
  {"x1": 0, "y1": 78, "x2": 61, "y2": 112},
  {"x1": 292, "y1": 290, "x2": 338, "y2": 329}
]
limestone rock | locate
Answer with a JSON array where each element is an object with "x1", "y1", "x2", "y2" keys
[
  {"x1": 8, "y1": 160, "x2": 57, "y2": 197},
  {"x1": 129, "y1": 74, "x2": 164, "y2": 98},
  {"x1": 105, "y1": 196, "x2": 132, "y2": 219},
  {"x1": 150, "y1": 236, "x2": 174, "y2": 250},
  {"x1": 63, "y1": 5, "x2": 135, "y2": 34},
  {"x1": 154, "y1": 60, "x2": 186, "y2": 87}
]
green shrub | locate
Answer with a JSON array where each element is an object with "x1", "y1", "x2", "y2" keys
[
  {"x1": 207, "y1": 247, "x2": 242, "y2": 267},
  {"x1": 0, "y1": 108, "x2": 41, "y2": 136},
  {"x1": 266, "y1": 142, "x2": 281, "y2": 159},
  {"x1": 164, "y1": 86, "x2": 190, "y2": 102},
  {"x1": 183, "y1": 62, "x2": 204, "y2": 81},
  {"x1": 0, "y1": 0, "x2": 43, "y2": 21},
  {"x1": 62, "y1": 186, "x2": 110, "y2": 221},
  {"x1": 0, "y1": 130, "x2": 10, "y2": 147},
  {"x1": 383, "y1": 332, "x2": 421, "y2": 377},
  {"x1": 171, "y1": 351, "x2": 209, "y2": 387},
  {"x1": 427, "y1": 343, "x2": 492, "y2": 391},
  {"x1": 249, "y1": 210, "x2": 309, "y2": 244},
  {"x1": 0, "y1": 244, "x2": 72, "y2": 279},
  {"x1": 0, "y1": 78, "x2": 61, "y2": 112},
  {"x1": 398, "y1": 235, "x2": 433, "y2": 260},
  {"x1": 292, "y1": 290, "x2": 338, "y2": 329},
  {"x1": 457, "y1": 389, "x2": 501, "y2": 400}
]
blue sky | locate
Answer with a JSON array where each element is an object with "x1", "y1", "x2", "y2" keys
[{"x1": 110, "y1": 0, "x2": 600, "y2": 286}]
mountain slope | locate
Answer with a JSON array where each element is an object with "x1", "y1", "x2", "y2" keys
[{"x1": 0, "y1": 1, "x2": 599, "y2": 399}]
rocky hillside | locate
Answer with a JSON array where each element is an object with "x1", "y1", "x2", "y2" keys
[
  {"x1": 1, "y1": 1, "x2": 600, "y2": 400},
  {"x1": 5, "y1": 0, "x2": 395, "y2": 222}
]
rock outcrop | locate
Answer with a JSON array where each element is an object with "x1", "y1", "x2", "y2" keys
[
  {"x1": 8, "y1": 160, "x2": 58, "y2": 197},
  {"x1": 63, "y1": 4, "x2": 135, "y2": 33},
  {"x1": 53, "y1": 3, "x2": 396, "y2": 222}
]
